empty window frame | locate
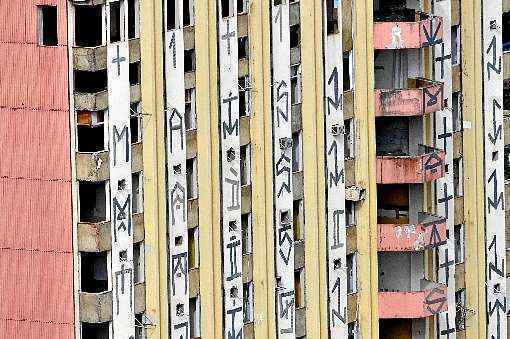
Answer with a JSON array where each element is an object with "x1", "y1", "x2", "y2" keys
[
  {"x1": 132, "y1": 172, "x2": 143, "y2": 213},
  {"x1": 185, "y1": 88, "x2": 197, "y2": 130},
  {"x1": 344, "y1": 118, "x2": 355, "y2": 159},
  {"x1": 221, "y1": 0, "x2": 235, "y2": 17},
  {"x1": 238, "y1": 0, "x2": 249, "y2": 13},
  {"x1": 326, "y1": 0, "x2": 340, "y2": 34},
  {"x1": 166, "y1": 0, "x2": 176, "y2": 29},
  {"x1": 290, "y1": 64, "x2": 302, "y2": 105},
  {"x1": 243, "y1": 282, "x2": 254, "y2": 323},
  {"x1": 110, "y1": 1, "x2": 125, "y2": 43},
  {"x1": 81, "y1": 252, "x2": 108, "y2": 292},
  {"x1": 290, "y1": 24, "x2": 300, "y2": 48},
  {"x1": 190, "y1": 296, "x2": 201, "y2": 338},
  {"x1": 294, "y1": 268, "x2": 305, "y2": 308},
  {"x1": 454, "y1": 224, "x2": 464, "y2": 264},
  {"x1": 135, "y1": 313, "x2": 145, "y2": 339},
  {"x1": 293, "y1": 199, "x2": 304, "y2": 241},
  {"x1": 346, "y1": 200, "x2": 355, "y2": 226},
  {"x1": 184, "y1": 49, "x2": 196, "y2": 72},
  {"x1": 82, "y1": 322, "x2": 110, "y2": 339},
  {"x1": 455, "y1": 288, "x2": 466, "y2": 331},
  {"x1": 130, "y1": 62, "x2": 141, "y2": 85},
  {"x1": 343, "y1": 51, "x2": 353, "y2": 91},
  {"x1": 453, "y1": 157, "x2": 463, "y2": 197},
  {"x1": 292, "y1": 130, "x2": 303, "y2": 172},
  {"x1": 452, "y1": 91, "x2": 462, "y2": 132},
  {"x1": 186, "y1": 158, "x2": 198, "y2": 199},
  {"x1": 131, "y1": 103, "x2": 143, "y2": 143},
  {"x1": 240, "y1": 144, "x2": 251, "y2": 186},
  {"x1": 77, "y1": 124, "x2": 106, "y2": 152},
  {"x1": 347, "y1": 253, "x2": 357, "y2": 294},
  {"x1": 242, "y1": 213, "x2": 252, "y2": 255},
  {"x1": 239, "y1": 76, "x2": 251, "y2": 117},
  {"x1": 79, "y1": 182, "x2": 107, "y2": 222},
  {"x1": 74, "y1": 5, "x2": 103, "y2": 47},
  {"x1": 128, "y1": 0, "x2": 140, "y2": 39},
  {"x1": 38, "y1": 6, "x2": 58, "y2": 46},
  {"x1": 504, "y1": 12, "x2": 510, "y2": 52},
  {"x1": 188, "y1": 227, "x2": 199, "y2": 268},
  {"x1": 347, "y1": 322, "x2": 358, "y2": 339},
  {"x1": 133, "y1": 241, "x2": 144, "y2": 283},
  {"x1": 74, "y1": 69, "x2": 108, "y2": 93},
  {"x1": 184, "y1": 0, "x2": 194, "y2": 26},
  {"x1": 451, "y1": 25, "x2": 460, "y2": 65},
  {"x1": 505, "y1": 145, "x2": 510, "y2": 181},
  {"x1": 238, "y1": 36, "x2": 249, "y2": 59}
]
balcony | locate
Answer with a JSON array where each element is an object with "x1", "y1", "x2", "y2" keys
[
  {"x1": 379, "y1": 280, "x2": 447, "y2": 319},
  {"x1": 375, "y1": 78, "x2": 444, "y2": 117},
  {"x1": 378, "y1": 213, "x2": 447, "y2": 251},
  {"x1": 374, "y1": 9, "x2": 443, "y2": 50},
  {"x1": 73, "y1": 39, "x2": 140, "y2": 72},
  {"x1": 376, "y1": 146, "x2": 445, "y2": 184}
]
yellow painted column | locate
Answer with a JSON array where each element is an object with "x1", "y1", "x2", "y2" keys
[
  {"x1": 299, "y1": 0, "x2": 325, "y2": 337},
  {"x1": 353, "y1": 0, "x2": 379, "y2": 337},
  {"x1": 194, "y1": 0, "x2": 221, "y2": 337},
  {"x1": 461, "y1": 0, "x2": 486, "y2": 337},
  {"x1": 248, "y1": 0, "x2": 275, "y2": 337},
  {"x1": 139, "y1": 0, "x2": 167, "y2": 337}
]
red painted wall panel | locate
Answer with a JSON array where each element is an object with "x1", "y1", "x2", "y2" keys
[{"x1": 0, "y1": 0, "x2": 73, "y2": 337}]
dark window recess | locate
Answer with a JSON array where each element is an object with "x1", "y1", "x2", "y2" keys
[
  {"x1": 290, "y1": 25, "x2": 300, "y2": 48},
  {"x1": 167, "y1": 0, "x2": 176, "y2": 30},
  {"x1": 128, "y1": 0, "x2": 138, "y2": 39},
  {"x1": 82, "y1": 322, "x2": 110, "y2": 339},
  {"x1": 237, "y1": 0, "x2": 245, "y2": 13},
  {"x1": 130, "y1": 116, "x2": 140, "y2": 144},
  {"x1": 79, "y1": 182, "x2": 107, "y2": 222},
  {"x1": 505, "y1": 88, "x2": 510, "y2": 110},
  {"x1": 110, "y1": 1, "x2": 121, "y2": 42},
  {"x1": 74, "y1": 70, "x2": 107, "y2": 93},
  {"x1": 183, "y1": 0, "x2": 191, "y2": 26},
  {"x1": 130, "y1": 62, "x2": 141, "y2": 85},
  {"x1": 39, "y1": 6, "x2": 58, "y2": 46},
  {"x1": 75, "y1": 5, "x2": 102, "y2": 47},
  {"x1": 505, "y1": 145, "x2": 510, "y2": 181},
  {"x1": 343, "y1": 52, "x2": 351, "y2": 91},
  {"x1": 78, "y1": 125, "x2": 105, "y2": 152},
  {"x1": 135, "y1": 314, "x2": 144, "y2": 338},
  {"x1": 503, "y1": 12, "x2": 510, "y2": 51},
  {"x1": 221, "y1": 0, "x2": 232, "y2": 18},
  {"x1": 238, "y1": 36, "x2": 248, "y2": 59},
  {"x1": 326, "y1": 0, "x2": 339, "y2": 34},
  {"x1": 81, "y1": 252, "x2": 108, "y2": 292},
  {"x1": 274, "y1": 0, "x2": 284, "y2": 5},
  {"x1": 184, "y1": 49, "x2": 196, "y2": 72}
]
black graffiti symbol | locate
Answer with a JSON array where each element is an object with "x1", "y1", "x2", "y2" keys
[
  {"x1": 170, "y1": 182, "x2": 186, "y2": 225},
  {"x1": 423, "y1": 151, "x2": 444, "y2": 175},
  {"x1": 328, "y1": 139, "x2": 344, "y2": 188},
  {"x1": 112, "y1": 44, "x2": 126, "y2": 76},
  {"x1": 115, "y1": 264, "x2": 133, "y2": 314},
  {"x1": 331, "y1": 209, "x2": 345, "y2": 250},
  {"x1": 278, "y1": 223, "x2": 293, "y2": 265},
  {"x1": 174, "y1": 321, "x2": 189, "y2": 339},
  {"x1": 488, "y1": 297, "x2": 507, "y2": 339},
  {"x1": 488, "y1": 169, "x2": 504, "y2": 212},
  {"x1": 438, "y1": 248, "x2": 455, "y2": 284},
  {"x1": 226, "y1": 237, "x2": 242, "y2": 281},
  {"x1": 422, "y1": 217, "x2": 447, "y2": 248},
  {"x1": 221, "y1": 19, "x2": 236, "y2": 55},
  {"x1": 435, "y1": 42, "x2": 451, "y2": 79},
  {"x1": 172, "y1": 252, "x2": 188, "y2": 295},
  {"x1": 226, "y1": 306, "x2": 243, "y2": 339},
  {"x1": 424, "y1": 287, "x2": 447, "y2": 315},
  {"x1": 437, "y1": 116, "x2": 452, "y2": 152},
  {"x1": 225, "y1": 167, "x2": 241, "y2": 211},
  {"x1": 486, "y1": 35, "x2": 502, "y2": 81},
  {"x1": 113, "y1": 195, "x2": 132, "y2": 242},
  {"x1": 275, "y1": 80, "x2": 289, "y2": 127},
  {"x1": 279, "y1": 290, "x2": 295, "y2": 334},
  {"x1": 113, "y1": 125, "x2": 130, "y2": 166},
  {"x1": 488, "y1": 235, "x2": 505, "y2": 279},
  {"x1": 331, "y1": 277, "x2": 347, "y2": 326},
  {"x1": 440, "y1": 313, "x2": 455, "y2": 338},
  {"x1": 488, "y1": 99, "x2": 502, "y2": 145},
  {"x1": 437, "y1": 182, "x2": 453, "y2": 218},
  {"x1": 222, "y1": 92, "x2": 239, "y2": 139},
  {"x1": 169, "y1": 32, "x2": 177, "y2": 69},
  {"x1": 275, "y1": 152, "x2": 291, "y2": 197},
  {"x1": 274, "y1": 3, "x2": 283, "y2": 42},
  {"x1": 424, "y1": 86, "x2": 441, "y2": 107},
  {"x1": 169, "y1": 108, "x2": 185, "y2": 151},
  {"x1": 327, "y1": 67, "x2": 342, "y2": 115},
  {"x1": 423, "y1": 17, "x2": 442, "y2": 46}
]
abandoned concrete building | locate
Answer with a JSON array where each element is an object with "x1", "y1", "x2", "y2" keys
[{"x1": 0, "y1": 0, "x2": 509, "y2": 338}]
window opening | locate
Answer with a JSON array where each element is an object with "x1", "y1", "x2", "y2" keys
[
  {"x1": 81, "y1": 252, "x2": 108, "y2": 292},
  {"x1": 38, "y1": 6, "x2": 58, "y2": 46},
  {"x1": 75, "y1": 5, "x2": 102, "y2": 47},
  {"x1": 326, "y1": 0, "x2": 340, "y2": 34},
  {"x1": 128, "y1": 0, "x2": 139, "y2": 39},
  {"x1": 184, "y1": 49, "x2": 196, "y2": 72},
  {"x1": 290, "y1": 24, "x2": 300, "y2": 48},
  {"x1": 110, "y1": 1, "x2": 122, "y2": 43},
  {"x1": 79, "y1": 182, "x2": 107, "y2": 222},
  {"x1": 242, "y1": 213, "x2": 252, "y2": 255}
]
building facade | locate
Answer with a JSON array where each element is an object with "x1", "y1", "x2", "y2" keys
[{"x1": 2, "y1": 0, "x2": 510, "y2": 338}]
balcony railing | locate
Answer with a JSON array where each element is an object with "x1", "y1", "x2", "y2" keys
[
  {"x1": 379, "y1": 280, "x2": 448, "y2": 319},
  {"x1": 378, "y1": 212, "x2": 447, "y2": 251},
  {"x1": 375, "y1": 78, "x2": 444, "y2": 117},
  {"x1": 376, "y1": 145, "x2": 445, "y2": 184},
  {"x1": 374, "y1": 9, "x2": 443, "y2": 49}
]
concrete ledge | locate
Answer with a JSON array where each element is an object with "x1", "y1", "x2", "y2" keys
[
  {"x1": 241, "y1": 185, "x2": 252, "y2": 214},
  {"x1": 347, "y1": 292, "x2": 357, "y2": 323},
  {"x1": 240, "y1": 116, "x2": 251, "y2": 146},
  {"x1": 73, "y1": 39, "x2": 140, "y2": 72},
  {"x1": 453, "y1": 131, "x2": 462, "y2": 159},
  {"x1": 188, "y1": 198, "x2": 199, "y2": 228},
  {"x1": 79, "y1": 290, "x2": 113, "y2": 323},
  {"x1": 347, "y1": 226, "x2": 357, "y2": 254},
  {"x1": 293, "y1": 171, "x2": 304, "y2": 200},
  {"x1": 455, "y1": 262, "x2": 465, "y2": 291},
  {"x1": 294, "y1": 240, "x2": 305, "y2": 270},
  {"x1": 244, "y1": 322, "x2": 254, "y2": 339},
  {"x1": 134, "y1": 282, "x2": 146, "y2": 314},
  {"x1": 454, "y1": 196, "x2": 464, "y2": 226},
  {"x1": 243, "y1": 254, "x2": 253, "y2": 284},
  {"x1": 451, "y1": 0, "x2": 460, "y2": 26},
  {"x1": 452, "y1": 64, "x2": 461, "y2": 92},
  {"x1": 185, "y1": 71, "x2": 195, "y2": 89},
  {"x1": 75, "y1": 84, "x2": 141, "y2": 111},
  {"x1": 186, "y1": 129, "x2": 198, "y2": 159},
  {"x1": 345, "y1": 158, "x2": 355, "y2": 186},
  {"x1": 291, "y1": 104, "x2": 302, "y2": 133},
  {"x1": 296, "y1": 306, "x2": 306, "y2": 337},
  {"x1": 189, "y1": 268, "x2": 200, "y2": 298}
]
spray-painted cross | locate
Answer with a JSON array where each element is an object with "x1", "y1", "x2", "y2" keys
[
  {"x1": 112, "y1": 45, "x2": 126, "y2": 77},
  {"x1": 222, "y1": 19, "x2": 236, "y2": 55},
  {"x1": 435, "y1": 42, "x2": 451, "y2": 79}
]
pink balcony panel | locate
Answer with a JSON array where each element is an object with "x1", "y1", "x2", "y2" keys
[
  {"x1": 374, "y1": 16, "x2": 443, "y2": 50},
  {"x1": 379, "y1": 283, "x2": 448, "y2": 319},
  {"x1": 376, "y1": 150, "x2": 445, "y2": 184},
  {"x1": 375, "y1": 79, "x2": 444, "y2": 117},
  {"x1": 378, "y1": 217, "x2": 447, "y2": 251}
]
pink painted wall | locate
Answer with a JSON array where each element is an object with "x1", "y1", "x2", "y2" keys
[
  {"x1": 0, "y1": 1, "x2": 73, "y2": 338},
  {"x1": 373, "y1": 16, "x2": 443, "y2": 50},
  {"x1": 378, "y1": 219, "x2": 447, "y2": 251},
  {"x1": 376, "y1": 151, "x2": 445, "y2": 184}
]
